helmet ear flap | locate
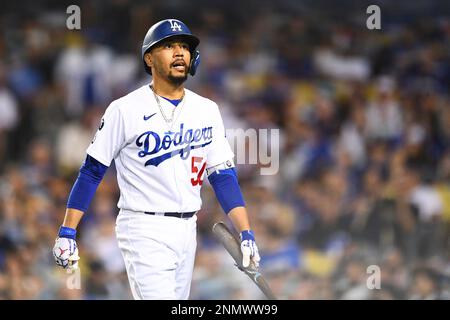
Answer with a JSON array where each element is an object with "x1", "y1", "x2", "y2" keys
[{"x1": 189, "y1": 50, "x2": 200, "y2": 76}]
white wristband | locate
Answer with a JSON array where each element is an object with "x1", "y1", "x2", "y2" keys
[{"x1": 206, "y1": 159, "x2": 235, "y2": 176}]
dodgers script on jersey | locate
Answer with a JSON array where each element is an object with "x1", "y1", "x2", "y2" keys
[{"x1": 87, "y1": 84, "x2": 234, "y2": 213}]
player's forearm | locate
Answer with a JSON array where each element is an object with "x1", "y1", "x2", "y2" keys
[
  {"x1": 228, "y1": 206, "x2": 251, "y2": 232},
  {"x1": 62, "y1": 208, "x2": 84, "y2": 229},
  {"x1": 61, "y1": 155, "x2": 108, "y2": 231}
]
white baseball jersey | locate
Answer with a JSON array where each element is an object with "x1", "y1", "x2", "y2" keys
[{"x1": 87, "y1": 84, "x2": 234, "y2": 213}]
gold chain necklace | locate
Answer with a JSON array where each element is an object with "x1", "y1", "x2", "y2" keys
[{"x1": 150, "y1": 85, "x2": 185, "y2": 124}]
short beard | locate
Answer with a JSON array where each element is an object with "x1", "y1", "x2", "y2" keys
[
  {"x1": 168, "y1": 71, "x2": 188, "y2": 85},
  {"x1": 152, "y1": 62, "x2": 189, "y2": 85}
]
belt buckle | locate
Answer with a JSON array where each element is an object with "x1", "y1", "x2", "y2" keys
[{"x1": 155, "y1": 212, "x2": 165, "y2": 217}]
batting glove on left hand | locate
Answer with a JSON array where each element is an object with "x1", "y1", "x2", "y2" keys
[
  {"x1": 53, "y1": 226, "x2": 80, "y2": 270},
  {"x1": 240, "y1": 230, "x2": 260, "y2": 268}
]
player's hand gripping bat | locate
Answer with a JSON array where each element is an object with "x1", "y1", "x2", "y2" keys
[{"x1": 212, "y1": 222, "x2": 277, "y2": 300}]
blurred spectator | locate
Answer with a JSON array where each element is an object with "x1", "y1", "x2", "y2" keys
[
  {"x1": 56, "y1": 108, "x2": 101, "y2": 174},
  {"x1": 0, "y1": 65, "x2": 19, "y2": 170},
  {"x1": 409, "y1": 267, "x2": 441, "y2": 300},
  {"x1": 365, "y1": 76, "x2": 403, "y2": 143},
  {"x1": 55, "y1": 34, "x2": 114, "y2": 117}
]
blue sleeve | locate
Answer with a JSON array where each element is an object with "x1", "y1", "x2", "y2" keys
[
  {"x1": 67, "y1": 155, "x2": 108, "y2": 212},
  {"x1": 208, "y1": 168, "x2": 245, "y2": 214}
]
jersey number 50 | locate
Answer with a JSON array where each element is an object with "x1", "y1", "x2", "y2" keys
[{"x1": 191, "y1": 156, "x2": 206, "y2": 186}]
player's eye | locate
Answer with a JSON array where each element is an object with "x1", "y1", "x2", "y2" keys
[{"x1": 164, "y1": 43, "x2": 173, "y2": 49}]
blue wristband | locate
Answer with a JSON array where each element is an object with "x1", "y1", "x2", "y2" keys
[
  {"x1": 58, "y1": 226, "x2": 77, "y2": 240},
  {"x1": 240, "y1": 230, "x2": 255, "y2": 241}
]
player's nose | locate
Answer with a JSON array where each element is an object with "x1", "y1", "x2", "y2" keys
[{"x1": 173, "y1": 44, "x2": 185, "y2": 56}]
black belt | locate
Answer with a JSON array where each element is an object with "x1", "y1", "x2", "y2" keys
[{"x1": 144, "y1": 211, "x2": 196, "y2": 219}]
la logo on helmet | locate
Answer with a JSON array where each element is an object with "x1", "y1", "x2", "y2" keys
[{"x1": 169, "y1": 20, "x2": 182, "y2": 32}]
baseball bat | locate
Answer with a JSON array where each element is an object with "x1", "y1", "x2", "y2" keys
[{"x1": 212, "y1": 221, "x2": 277, "y2": 300}]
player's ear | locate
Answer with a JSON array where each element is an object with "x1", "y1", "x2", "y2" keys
[{"x1": 144, "y1": 53, "x2": 153, "y2": 69}]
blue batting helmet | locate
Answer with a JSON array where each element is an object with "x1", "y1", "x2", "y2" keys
[{"x1": 141, "y1": 19, "x2": 200, "y2": 76}]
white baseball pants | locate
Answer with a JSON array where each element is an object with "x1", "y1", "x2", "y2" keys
[{"x1": 115, "y1": 209, "x2": 197, "y2": 300}]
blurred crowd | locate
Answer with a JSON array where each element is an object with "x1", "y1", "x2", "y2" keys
[{"x1": 1, "y1": 0, "x2": 450, "y2": 299}]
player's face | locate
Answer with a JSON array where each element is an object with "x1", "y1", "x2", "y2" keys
[{"x1": 147, "y1": 39, "x2": 191, "y2": 84}]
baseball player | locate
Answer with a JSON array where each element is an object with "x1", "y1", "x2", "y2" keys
[{"x1": 53, "y1": 19, "x2": 260, "y2": 300}]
